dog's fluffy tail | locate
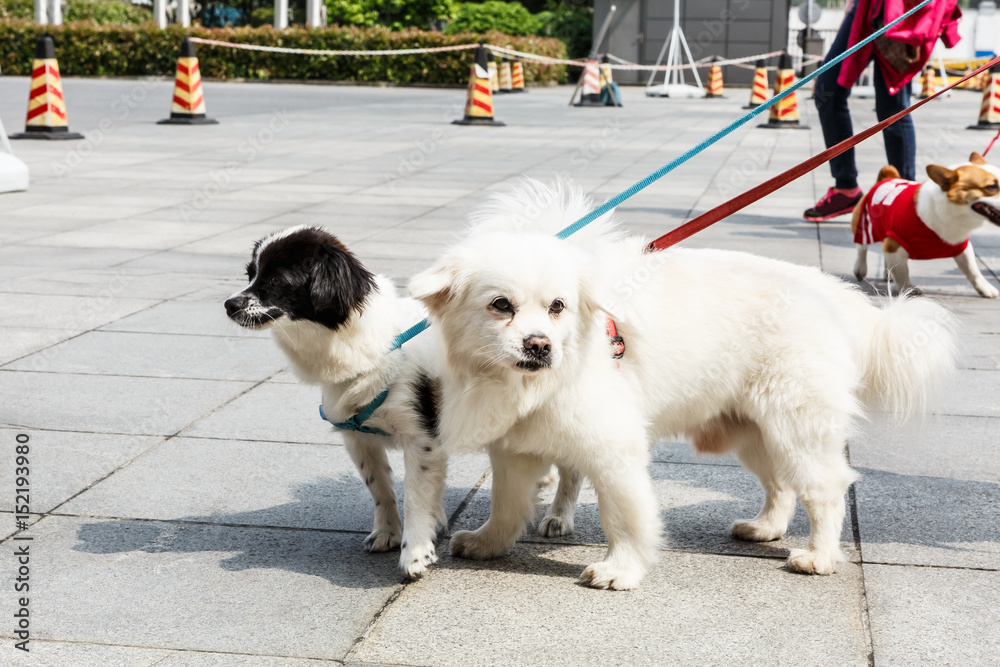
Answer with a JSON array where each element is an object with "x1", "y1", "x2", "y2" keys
[
  {"x1": 466, "y1": 176, "x2": 623, "y2": 249},
  {"x1": 859, "y1": 295, "x2": 959, "y2": 421}
]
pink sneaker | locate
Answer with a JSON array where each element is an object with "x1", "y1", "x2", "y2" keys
[{"x1": 804, "y1": 187, "x2": 863, "y2": 221}]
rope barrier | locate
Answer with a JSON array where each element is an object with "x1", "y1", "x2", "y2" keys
[{"x1": 186, "y1": 36, "x2": 813, "y2": 73}]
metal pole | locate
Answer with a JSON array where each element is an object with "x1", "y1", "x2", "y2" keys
[
  {"x1": 34, "y1": 0, "x2": 47, "y2": 25},
  {"x1": 49, "y1": 0, "x2": 61, "y2": 25},
  {"x1": 306, "y1": 0, "x2": 321, "y2": 27},
  {"x1": 154, "y1": 0, "x2": 166, "y2": 29},
  {"x1": 274, "y1": 0, "x2": 288, "y2": 29},
  {"x1": 177, "y1": 0, "x2": 191, "y2": 27},
  {"x1": 589, "y1": 4, "x2": 616, "y2": 60}
]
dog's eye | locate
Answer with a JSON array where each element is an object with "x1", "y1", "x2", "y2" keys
[
  {"x1": 985, "y1": 181, "x2": 999, "y2": 195},
  {"x1": 490, "y1": 297, "x2": 514, "y2": 314},
  {"x1": 549, "y1": 299, "x2": 565, "y2": 315}
]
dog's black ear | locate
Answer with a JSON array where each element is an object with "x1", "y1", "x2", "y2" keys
[{"x1": 309, "y1": 242, "x2": 375, "y2": 327}]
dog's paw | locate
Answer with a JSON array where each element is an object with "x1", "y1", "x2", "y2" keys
[
  {"x1": 579, "y1": 561, "x2": 644, "y2": 591},
  {"x1": 537, "y1": 515, "x2": 574, "y2": 538},
  {"x1": 399, "y1": 540, "x2": 438, "y2": 579},
  {"x1": 730, "y1": 519, "x2": 784, "y2": 542},
  {"x1": 786, "y1": 548, "x2": 838, "y2": 575},
  {"x1": 449, "y1": 530, "x2": 506, "y2": 560},
  {"x1": 974, "y1": 279, "x2": 999, "y2": 299},
  {"x1": 363, "y1": 529, "x2": 401, "y2": 553}
]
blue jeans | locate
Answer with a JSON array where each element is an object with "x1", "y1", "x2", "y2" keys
[{"x1": 813, "y1": 4, "x2": 916, "y2": 189}]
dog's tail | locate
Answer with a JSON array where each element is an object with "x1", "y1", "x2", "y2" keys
[
  {"x1": 876, "y1": 164, "x2": 900, "y2": 182},
  {"x1": 859, "y1": 294, "x2": 959, "y2": 421}
]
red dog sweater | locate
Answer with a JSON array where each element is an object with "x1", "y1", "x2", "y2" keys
[{"x1": 854, "y1": 178, "x2": 968, "y2": 260}]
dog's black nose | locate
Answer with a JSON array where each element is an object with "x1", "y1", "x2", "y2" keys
[
  {"x1": 523, "y1": 335, "x2": 551, "y2": 358},
  {"x1": 224, "y1": 296, "x2": 246, "y2": 318}
]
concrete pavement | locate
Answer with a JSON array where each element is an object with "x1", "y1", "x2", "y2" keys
[{"x1": 1, "y1": 77, "x2": 998, "y2": 666}]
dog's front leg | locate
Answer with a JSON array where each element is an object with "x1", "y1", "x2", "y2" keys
[
  {"x1": 853, "y1": 245, "x2": 869, "y2": 281},
  {"x1": 578, "y1": 445, "x2": 661, "y2": 591},
  {"x1": 450, "y1": 445, "x2": 548, "y2": 560},
  {"x1": 954, "y1": 243, "x2": 999, "y2": 298},
  {"x1": 344, "y1": 435, "x2": 401, "y2": 552},
  {"x1": 538, "y1": 465, "x2": 581, "y2": 537},
  {"x1": 883, "y1": 243, "x2": 916, "y2": 296},
  {"x1": 399, "y1": 439, "x2": 448, "y2": 578}
]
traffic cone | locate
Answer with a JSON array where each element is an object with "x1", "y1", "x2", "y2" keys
[
  {"x1": 10, "y1": 33, "x2": 83, "y2": 141},
  {"x1": 488, "y1": 60, "x2": 499, "y2": 92},
  {"x1": 600, "y1": 55, "x2": 613, "y2": 88},
  {"x1": 744, "y1": 60, "x2": 769, "y2": 109},
  {"x1": 705, "y1": 57, "x2": 724, "y2": 98},
  {"x1": 574, "y1": 59, "x2": 603, "y2": 107},
  {"x1": 917, "y1": 65, "x2": 937, "y2": 100},
  {"x1": 759, "y1": 53, "x2": 808, "y2": 129},
  {"x1": 453, "y1": 45, "x2": 504, "y2": 126},
  {"x1": 511, "y1": 59, "x2": 526, "y2": 92},
  {"x1": 969, "y1": 61, "x2": 1000, "y2": 130},
  {"x1": 499, "y1": 57, "x2": 513, "y2": 93},
  {"x1": 158, "y1": 37, "x2": 218, "y2": 125}
]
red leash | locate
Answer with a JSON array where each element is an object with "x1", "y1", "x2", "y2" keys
[
  {"x1": 647, "y1": 54, "x2": 1000, "y2": 253},
  {"x1": 984, "y1": 126, "x2": 1000, "y2": 158}
]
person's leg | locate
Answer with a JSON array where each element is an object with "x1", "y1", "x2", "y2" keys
[
  {"x1": 815, "y1": 5, "x2": 859, "y2": 190},
  {"x1": 874, "y1": 63, "x2": 916, "y2": 180}
]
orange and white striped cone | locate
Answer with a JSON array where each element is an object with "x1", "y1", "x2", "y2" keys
[
  {"x1": 453, "y1": 45, "x2": 504, "y2": 126},
  {"x1": 759, "y1": 53, "x2": 808, "y2": 129},
  {"x1": 158, "y1": 37, "x2": 218, "y2": 125},
  {"x1": 917, "y1": 65, "x2": 937, "y2": 100},
  {"x1": 600, "y1": 58, "x2": 613, "y2": 87},
  {"x1": 10, "y1": 33, "x2": 83, "y2": 141},
  {"x1": 574, "y1": 59, "x2": 603, "y2": 107},
  {"x1": 511, "y1": 59, "x2": 526, "y2": 93},
  {"x1": 498, "y1": 57, "x2": 513, "y2": 93},
  {"x1": 488, "y1": 60, "x2": 499, "y2": 93},
  {"x1": 969, "y1": 62, "x2": 1000, "y2": 130},
  {"x1": 743, "y1": 59, "x2": 769, "y2": 109},
  {"x1": 705, "y1": 58, "x2": 724, "y2": 98}
]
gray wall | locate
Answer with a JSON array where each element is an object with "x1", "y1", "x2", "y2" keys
[{"x1": 594, "y1": 0, "x2": 791, "y2": 85}]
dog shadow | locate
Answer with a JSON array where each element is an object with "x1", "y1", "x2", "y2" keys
[
  {"x1": 72, "y1": 475, "x2": 413, "y2": 589},
  {"x1": 72, "y1": 465, "x2": 1000, "y2": 585}
]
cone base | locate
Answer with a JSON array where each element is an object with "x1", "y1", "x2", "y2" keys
[
  {"x1": 574, "y1": 95, "x2": 606, "y2": 107},
  {"x1": 10, "y1": 129, "x2": 84, "y2": 140},
  {"x1": 743, "y1": 102, "x2": 763, "y2": 109},
  {"x1": 968, "y1": 122, "x2": 1000, "y2": 130},
  {"x1": 452, "y1": 117, "x2": 505, "y2": 126},
  {"x1": 158, "y1": 115, "x2": 219, "y2": 125},
  {"x1": 705, "y1": 93, "x2": 725, "y2": 98},
  {"x1": 509, "y1": 89, "x2": 527, "y2": 93},
  {"x1": 758, "y1": 120, "x2": 809, "y2": 129},
  {"x1": 497, "y1": 89, "x2": 515, "y2": 94}
]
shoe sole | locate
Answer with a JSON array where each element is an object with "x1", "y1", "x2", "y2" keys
[{"x1": 804, "y1": 208, "x2": 854, "y2": 222}]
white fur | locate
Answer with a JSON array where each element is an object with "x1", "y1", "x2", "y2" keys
[{"x1": 411, "y1": 178, "x2": 959, "y2": 589}]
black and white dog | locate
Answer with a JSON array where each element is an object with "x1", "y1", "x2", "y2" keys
[{"x1": 224, "y1": 225, "x2": 580, "y2": 578}]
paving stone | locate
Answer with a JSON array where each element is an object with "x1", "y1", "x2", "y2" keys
[
  {"x1": 865, "y1": 564, "x2": 1000, "y2": 667},
  {"x1": 3, "y1": 331, "x2": 285, "y2": 381},
  {"x1": 8, "y1": 515, "x2": 402, "y2": 661},
  {"x1": 0, "y1": 427, "x2": 160, "y2": 513},
  {"x1": 60, "y1": 436, "x2": 488, "y2": 535},
  {"x1": 0, "y1": 371, "x2": 254, "y2": 436},
  {"x1": 0, "y1": 641, "x2": 173, "y2": 667},
  {"x1": 353, "y1": 544, "x2": 869, "y2": 667},
  {"x1": 100, "y1": 299, "x2": 270, "y2": 338}
]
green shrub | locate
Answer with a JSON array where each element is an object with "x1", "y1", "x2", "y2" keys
[
  {"x1": 0, "y1": 20, "x2": 567, "y2": 83},
  {"x1": 325, "y1": 0, "x2": 456, "y2": 30},
  {"x1": 0, "y1": 0, "x2": 151, "y2": 23},
  {"x1": 536, "y1": 6, "x2": 590, "y2": 59},
  {"x1": 444, "y1": 1, "x2": 541, "y2": 36}
]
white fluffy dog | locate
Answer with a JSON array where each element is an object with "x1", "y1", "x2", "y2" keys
[{"x1": 409, "y1": 179, "x2": 958, "y2": 590}]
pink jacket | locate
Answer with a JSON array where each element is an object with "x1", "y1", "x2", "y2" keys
[{"x1": 837, "y1": 0, "x2": 962, "y2": 95}]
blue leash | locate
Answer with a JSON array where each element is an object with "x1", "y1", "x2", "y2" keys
[
  {"x1": 555, "y1": 0, "x2": 932, "y2": 239},
  {"x1": 320, "y1": 318, "x2": 430, "y2": 435},
  {"x1": 327, "y1": 0, "x2": 932, "y2": 434}
]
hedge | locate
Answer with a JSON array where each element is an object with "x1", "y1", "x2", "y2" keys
[{"x1": 0, "y1": 20, "x2": 567, "y2": 84}]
